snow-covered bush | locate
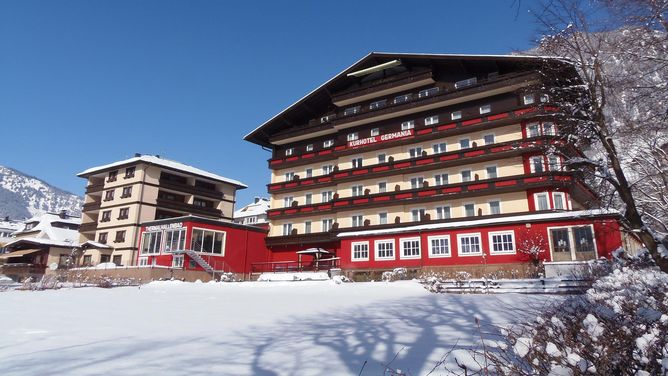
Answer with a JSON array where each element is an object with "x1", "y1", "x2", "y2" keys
[
  {"x1": 485, "y1": 264, "x2": 668, "y2": 375},
  {"x1": 218, "y1": 272, "x2": 236, "y2": 282},
  {"x1": 382, "y1": 267, "x2": 409, "y2": 282}
]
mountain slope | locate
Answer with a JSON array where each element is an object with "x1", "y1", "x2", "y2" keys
[{"x1": 0, "y1": 166, "x2": 83, "y2": 219}]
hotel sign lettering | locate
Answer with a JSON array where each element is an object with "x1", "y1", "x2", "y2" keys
[
  {"x1": 145, "y1": 222, "x2": 183, "y2": 232},
  {"x1": 347, "y1": 129, "x2": 414, "y2": 148}
]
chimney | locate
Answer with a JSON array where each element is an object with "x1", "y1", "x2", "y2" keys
[
  {"x1": 254, "y1": 196, "x2": 260, "y2": 204},
  {"x1": 59, "y1": 210, "x2": 67, "y2": 219},
  {"x1": 134, "y1": 153, "x2": 141, "y2": 157},
  {"x1": 155, "y1": 154, "x2": 161, "y2": 158}
]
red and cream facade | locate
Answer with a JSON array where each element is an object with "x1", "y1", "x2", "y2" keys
[
  {"x1": 245, "y1": 53, "x2": 626, "y2": 275},
  {"x1": 77, "y1": 154, "x2": 246, "y2": 267}
]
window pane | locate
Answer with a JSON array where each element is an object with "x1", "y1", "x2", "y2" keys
[
  {"x1": 574, "y1": 227, "x2": 594, "y2": 253},
  {"x1": 551, "y1": 228, "x2": 571, "y2": 253}
]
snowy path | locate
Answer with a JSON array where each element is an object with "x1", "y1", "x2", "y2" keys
[{"x1": 0, "y1": 281, "x2": 556, "y2": 375}]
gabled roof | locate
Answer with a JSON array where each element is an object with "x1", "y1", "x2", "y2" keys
[
  {"x1": 244, "y1": 52, "x2": 573, "y2": 147},
  {"x1": 77, "y1": 154, "x2": 247, "y2": 188},
  {"x1": 12, "y1": 212, "x2": 81, "y2": 245},
  {"x1": 233, "y1": 197, "x2": 270, "y2": 219}
]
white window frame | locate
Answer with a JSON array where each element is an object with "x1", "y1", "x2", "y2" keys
[
  {"x1": 534, "y1": 192, "x2": 551, "y2": 211},
  {"x1": 400, "y1": 237, "x2": 422, "y2": 259},
  {"x1": 424, "y1": 115, "x2": 439, "y2": 126},
  {"x1": 139, "y1": 257, "x2": 149, "y2": 266},
  {"x1": 552, "y1": 192, "x2": 567, "y2": 210},
  {"x1": 464, "y1": 203, "x2": 476, "y2": 217},
  {"x1": 409, "y1": 147, "x2": 423, "y2": 158},
  {"x1": 282, "y1": 223, "x2": 293, "y2": 236},
  {"x1": 140, "y1": 231, "x2": 162, "y2": 255},
  {"x1": 352, "y1": 157, "x2": 363, "y2": 168},
  {"x1": 283, "y1": 196, "x2": 294, "y2": 208},
  {"x1": 305, "y1": 193, "x2": 313, "y2": 205},
  {"x1": 378, "y1": 181, "x2": 387, "y2": 193},
  {"x1": 191, "y1": 227, "x2": 227, "y2": 255},
  {"x1": 479, "y1": 104, "x2": 491, "y2": 114},
  {"x1": 457, "y1": 233, "x2": 483, "y2": 256},
  {"x1": 461, "y1": 169, "x2": 472, "y2": 183},
  {"x1": 351, "y1": 214, "x2": 364, "y2": 227},
  {"x1": 322, "y1": 165, "x2": 334, "y2": 175},
  {"x1": 434, "y1": 173, "x2": 449, "y2": 186},
  {"x1": 322, "y1": 218, "x2": 333, "y2": 232},
  {"x1": 347, "y1": 132, "x2": 359, "y2": 142},
  {"x1": 285, "y1": 148, "x2": 294, "y2": 156},
  {"x1": 370, "y1": 127, "x2": 380, "y2": 136},
  {"x1": 375, "y1": 239, "x2": 395, "y2": 260},
  {"x1": 351, "y1": 241, "x2": 369, "y2": 261},
  {"x1": 488, "y1": 200, "x2": 502, "y2": 215},
  {"x1": 411, "y1": 208, "x2": 426, "y2": 222},
  {"x1": 401, "y1": 120, "x2": 415, "y2": 130},
  {"x1": 378, "y1": 212, "x2": 388, "y2": 225},
  {"x1": 547, "y1": 224, "x2": 599, "y2": 261},
  {"x1": 451, "y1": 111, "x2": 462, "y2": 120},
  {"x1": 435, "y1": 205, "x2": 451, "y2": 220},
  {"x1": 432, "y1": 142, "x2": 447, "y2": 154},
  {"x1": 530, "y1": 156, "x2": 545, "y2": 173},
  {"x1": 351, "y1": 185, "x2": 364, "y2": 197},
  {"x1": 306, "y1": 144, "x2": 314, "y2": 152},
  {"x1": 304, "y1": 221, "x2": 312, "y2": 234},
  {"x1": 523, "y1": 94, "x2": 535, "y2": 105},
  {"x1": 410, "y1": 176, "x2": 424, "y2": 189},
  {"x1": 485, "y1": 165, "x2": 498, "y2": 179},
  {"x1": 321, "y1": 190, "x2": 334, "y2": 202},
  {"x1": 488, "y1": 230, "x2": 516, "y2": 255},
  {"x1": 285, "y1": 172, "x2": 295, "y2": 181},
  {"x1": 527, "y1": 123, "x2": 540, "y2": 138},
  {"x1": 483, "y1": 133, "x2": 495, "y2": 145},
  {"x1": 305, "y1": 168, "x2": 313, "y2": 178},
  {"x1": 428, "y1": 235, "x2": 451, "y2": 258},
  {"x1": 172, "y1": 254, "x2": 184, "y2": 268}
]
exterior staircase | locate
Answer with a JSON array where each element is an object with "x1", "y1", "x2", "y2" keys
[{"x1": 183, "y1": 250, "x2": 214, "y2": 273}]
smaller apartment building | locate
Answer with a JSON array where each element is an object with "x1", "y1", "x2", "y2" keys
[{"x1": 77, "y1": 154, "x2": 246, "y2": 267}]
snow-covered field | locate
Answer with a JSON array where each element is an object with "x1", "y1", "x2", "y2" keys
[{"x1": 0, "y1": 280, "x2": 557, "y2": 375}]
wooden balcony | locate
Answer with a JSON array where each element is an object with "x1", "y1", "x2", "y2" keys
[
  {"x1": 79, "y1": 222, "x2": 98, "y2": 233},
  {"x1": 85, "y1": 183, "x2": 105, "y2": 194},
  {"x1": 264, "y1": 232, "x2": 339, "y2": 247},
  {"x1": 266, "y1": 172, "x2": 578, "y2": 220},
  {"x1": 155, "y1": 198, "x2": 222, "y2": 217},
  {"x1": 82, "y1": 201, "x2": 101, "y2": 211},
  {"x1": 331, "y1": 70, "x2": 435, "y2": 107},
  {"x1": 268, "y1": 136, "x2": 564, "y2": 194},
  {"x1": 268, "y1": 104, "x2": 561, "y2": 169},
  {"x1": 158, "y1": 179, "x2": 225, "y2": 200}
]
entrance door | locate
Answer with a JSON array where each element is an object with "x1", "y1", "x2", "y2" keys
[{"x1": 549, "y1": 226, "x2": 597, "y2": 262}]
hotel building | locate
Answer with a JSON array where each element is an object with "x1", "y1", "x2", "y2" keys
[
  {"x1": 77, "y1": 154, "x2": 247, "y2": 267},
  {"x1": 245, "y1": 53, "x2": 625, "y2": 276}
]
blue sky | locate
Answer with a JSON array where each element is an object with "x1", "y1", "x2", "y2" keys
[{"x1": 0, "y1": 0, "x2": 541, "y2": 206}]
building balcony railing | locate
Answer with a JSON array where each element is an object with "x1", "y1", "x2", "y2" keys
[
  {"x1": 85, "y1": 183, "x2": 105, "y2": 194},
  {"x1": 266, "y1": 172, "x2": 578, "y2": 220},
  {"x1": 82, "y1": 202, "x2": 101, "y2": 211},
  {"x1": 268, "y1": 136, "x2": 564, "y2": 194},
  {"x1": 79, "y1": 222, "x2": 98, "y2": 233},
  {"x1": 158, "y1": 179, "x2": 225, "y2": 200},
  {"x1": 155, "y1": 198, "x2": 222, "y2": 217},
  {"x1": 268, "y1": 104, "x2": 561, "y2": 169},
  {"x1": 330, "y1": 70, "x2": 435, "y2": 107},
  {"x1": 264, "y1": 231, "x2": 339, "y2": 247}
]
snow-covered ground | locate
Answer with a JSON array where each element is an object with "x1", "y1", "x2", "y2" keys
[{"x1": 0, "y1": 280, "x2": 557, "y2": 375}]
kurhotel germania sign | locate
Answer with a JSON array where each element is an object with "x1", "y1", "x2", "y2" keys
[{"x1": 347, "y1": 129, "x2": 414, "y2": 148}]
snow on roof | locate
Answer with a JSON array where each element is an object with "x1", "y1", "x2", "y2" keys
[
  {"x1": 77, "y1": 154, "x2": 247, "y2": 188},
  {"x1": 4, "y1": 236, "x2": 79, "y2": 249},
  {"x1": 12, "y1": 212, "x2": 81, "y2": 244},
  {"x1": 338, "y1": 209, "x2": 618, "y2": 238},
  {"x1": 234, "y1": 197, "x2": 270, "y2": 219},
  {"x1": 81, "y1": 240, "x2": 112, "y2": 249},
  {"x1": 0, "y1": 221, "x2": 23, "y2": 232}
]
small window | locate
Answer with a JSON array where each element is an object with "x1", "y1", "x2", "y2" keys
[
  {"x1": 418, "y1": 87, "x2": 439, "y2": 98},
  {"x1": 435, "y1": 206, "x2": 451, "y2": 220},
  {"x1": 172, "y1": 255, "x2": 184, "y2": 268},
  {"x1": 464, "y1": 203, "x2": 475, "y2": 217},
  {"x1": 451, "y1": 111, "x2": 462, "y2": 120},
  {"x1": 304, "y1": 221, "x2": 312, "y2": 234},
  {"x1": 530, "y1": 156, "x2": 544, "y2": 173},
  {"x1": 433, "y1": 143, "x2": 446, "y2": 154},
  {"x1": 351, "y1": 185, "x2": 364, "y2": 197},
  {"x1": 547, "y1": 155, "x2": 561, "y2": 171},
  {"x1": 124, "y1": 167, "x2": 135, "y2": 179},
  {"x1": 322, "y1": 165, "x2": 334, "y2": 175},
  {"x1": 377, "y1": 153, "x2": 386, "y2": 163},
  {"x1": 343, "y1": 106, "x2": 361, "y2": 116},
  {"x1": 347, "y1": 132, "x2": 359, "y2": 142},
  {"x1": 351, "y1": 215, "x2": 364, "y2": 227},
  {"x1": 489, "y1": 200, "x2": 501, "y2": 215},
  {"x1": 352, "y1": 157, "x2": 363, "y2": 168},
  {"x1": 305, "y1": 168, "x2": 313, "y2": 178},
  {"x1": 535, "y1": 192, "x2": 550, "y2": 211},
  {"x1": 114, "y1": 230, "x2": 126, "y2": 243},
  {"x1": 98, "y1": 232, "x2": 108, "y2": 244},
  {"x1": 394, "y1": 93, "x2": 412, "y2": 104},
  {"x1": 378, "y1": 212, "x2": 388, "y2": 225},
  {"x1": 285, "y1": 148, "x2": 294, "y2": 156},
  {"x1": 553, "y1": 192, "x2": 566, "y2": 210},
  {"x1": 461, "y1": 170, "x2": 472, "y2": 182},
  {"x1": 424, "y1": 115, "x2": 439, "y2": 126},
  {"x1": 118, "y1": 207, "x2": 130, "y2": 220},
  {"x1": 543, "y1": 122, "x2": 556, "y2": 136},
  {"x1": 540, "y1": 94, "x2": 550, "y2": 103},
  {"x1": 434, "y1": 173, "x2": 449, "y2": 186},
  {"x1": 283, "y1": 196, "x2": 294, "y2": 208},
  {"x1": 479, "y1": 104, "x2": 491, "y2": 114},
  {"x1": 306, "y1": 144, "x2": 314, "y2": 152},
  {"x1": 411, "y1": 208, "x2": 426, "y2": 221},
  {"x1": 104, "y1": 190, "x2": 114, "y2": 201},
  {"x1": 323, "y1": 139, "x2": 334, "y2": 148},
  {"x1": 370, "y1": 128, "x2": 380, "y2": 136},
  {"x1": 483, "y1": 134, "x2": 495, "y2": 145},
  {"x1": 459, "y1": 139, "x2": 470, "y2": 149},
  {"x1": 527, "y1": 123, "x2": 540, "y2": 138},
  {"x1": 486, "y1": 166, "x2": 497, "y2": 179},
  {"x1": 458, "y1": 233, "x2": 482, "y2": 255},
  {"x1": 320, "y1": 115, "x2": 334, "y2": 123},
  {"x1": 101, "y1": 210, "x2": 112, "y2": 222},
  {"x1": 410, "y1": 177, "x2": 424, "y2": 189},
  {"x1": 282, "y1": 223, "x2": 293, "y2": 236},
  {"x1": 489, "y1": 231, "x2": 515, "y2": 254},
  {"x1": 285, "y1": 172, "x2": 295, "y2": 181},
  {"x1": 523, "y1": 94, "x2": 535, "y2": 105},
  {"x1": 322, "y1": 219, "x2": 333, "y2": 231},
  {"x1": 378, "y1": 182, "x2": 387, "y2": 193},
  {"x1": 107, "y1": 170, "x2": 118, "y2": 182},
  {"x1": 138, "y1": 257, "x2": 149, "y2": 266},
  {"x1": 409, "y1": 147, "x2": 423, "y2": 158},
  {"x1": 428, "y1": 235, "x2": 451, "y2": 257},
  {"x1": 351, "y1": 242, "x2": 369, "y2": 261},
  {"x1": 454, "y1": 77, "x2": 477, "y2": 89},
  {"x1": 369, "y1": 99, "x2": 386, "y2": 110},
  {"x1": 305, "y1": 193, "x2": 312, "y2": 205},
  {"x1": 401, "y1": 120, "x2": 415, "y2": 130},
  {"x1": 321, "y1": 191, "x2": 334, "y2": 202},
  {"x1": 375, "y1": 240, "x2": 394, "y2": 259},
  {"x1": 121, "y1": 186, "x2": 132, "y2": 198},
  {"x1": 400, "y1": 237, "x2": 421, "y2": 259}
]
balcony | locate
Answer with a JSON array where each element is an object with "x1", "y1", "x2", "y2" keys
[
  {"x1": 158, "y1": 179, "x2": 224, "y2": 200},
  {"x1": 268, "y1": 136, "x2": 564, "y2": 194},
  {"x1": 85, "y1": 183, "x2": 105, "y2": 194},
  {"x1": 79, "y1": 222, "x2": 98, "y2": 233},
  {"x1": 331, "y1": 70, "x2": 435, "y2": 107},
  {"x1": 82, "y1": 201, "x2": 101, "y2": 211},
  {"x1": 268, "y1": 104, "x2": 561, "y2": 169},
  {"x1": 264, "y1": 232, "x2": 339, "y2": 247},
  {"x1": 156, "y1": 198, "x2": 222, "y2": 217},
  {"x1": 266, "y1": 172, "x2": 578, "y2": 220}
]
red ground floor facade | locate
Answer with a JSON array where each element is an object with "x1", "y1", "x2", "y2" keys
[
  {"x1": 136, "y1": 216, "x2": 271, "y2": 277},
  {"x1": 265, "y1": 210, "x2": 626, "y2": 276}
]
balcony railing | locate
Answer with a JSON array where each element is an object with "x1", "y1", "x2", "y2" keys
[
  {"x1": 268, "y1": 104, "x2": 561, "y2": 169},
  {"x1": 155, "y1": 198, "x2": 222, "y2": 217},
  {"x1": 82, "y1": 202, "x2": 101, "y2": 211},
  {"x1": 79, "y1": 223, "x2": 98, "y2": 233},
  {"x1": 251, "y1": 258, "x2": 340, "y2": 273},
  {"x1": 85, "y1": 183, "x2": 105, "y2": 194},
  {"x1": 266, "y1": 172, "x2": 577, "y2": 220},
  {"x1": 158, "y1": 179, "x2": 224, "y2": 200},
  {"x1": 268, "y1": 136, "x2": 563, "y2": 194}
]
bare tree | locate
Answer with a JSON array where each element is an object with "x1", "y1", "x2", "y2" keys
[{"x1": 527, "y1": 0, "x2": 668, "y2": 271}]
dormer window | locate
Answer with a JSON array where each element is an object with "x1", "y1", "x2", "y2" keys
[
  {"x1": 394, "y1": 93, "x2": 412, "y2": 104},
  {"x1": 306, "y1": 144, "x2": 314, "y2": 152},
  {"x1": 285, "y1": 148, "x2": 294, "y2": 156},
  {"x1": 418, "y1": 87, "x2": 439, "y2": 98},
  {"x1": 347, "y1": 132, "x2": 359, "y2": 142},
  {"x1": 523, "y1": 94, "x2": 535, "y2": 105},
  {"x1": 369, "y1": 99, "x2": 386, "y2": 110},
  {"x1": 323, "y1": 139, "x2": 334, "y2": 148},
  {"x1": 401, "y1": 120, "x2": 414, "y2": 130}
]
